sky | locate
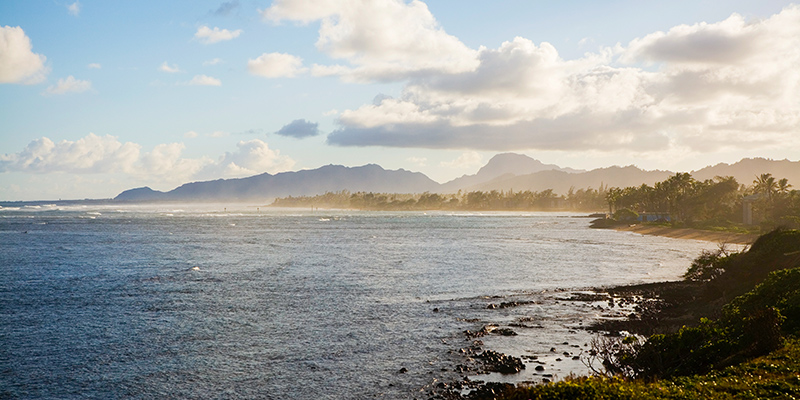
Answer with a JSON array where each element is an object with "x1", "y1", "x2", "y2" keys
[{"x1": 1, "y1": 0, "x2": 799, "y2": 201}]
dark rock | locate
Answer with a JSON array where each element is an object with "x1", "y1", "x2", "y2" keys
[
  {"x1": 477, "y1": 350, "x2": 525, "y2": 374},
  {"x1": 494, "y1": 328, "x2": 517, "y2": 336},
  {"x1": 398, "y1": 367, "x2": 408, "y2": 374}
]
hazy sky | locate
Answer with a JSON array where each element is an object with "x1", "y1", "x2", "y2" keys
[{"x1": 1, "y1": 0, "x2": 798, "y2": 201}]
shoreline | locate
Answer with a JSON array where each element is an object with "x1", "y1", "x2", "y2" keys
[{"x1": 613, "y1": 224, "x2": 759, "y2": 245}]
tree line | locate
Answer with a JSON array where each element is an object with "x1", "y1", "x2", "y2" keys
[
  {"x1": 271, "y1": 187, "x2": 609, "y2": 211},
  {"x1": 605, "y1": 172, "x2": 799, "y2": 230},
  {"x1": 270, "y1": 172, "x2": 799, "y2": 229}
]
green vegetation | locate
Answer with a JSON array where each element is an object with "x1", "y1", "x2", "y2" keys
[
  {"x1": 604, "y1": 173, "x2": 800, "y2": 233},
  {"x1": 494, "y1": 229, "x2": 800, "y2": 400},
  {"x1": 271, "y1": 173, "x2": 799, "y2": 234}
]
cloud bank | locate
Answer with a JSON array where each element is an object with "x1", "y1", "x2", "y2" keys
[
  {"x1": 0, "y1": 134, "x2": 296, "y2": 185},
  {"x1": 262, "y1": 1, "x2": 800, "y2": 156}
]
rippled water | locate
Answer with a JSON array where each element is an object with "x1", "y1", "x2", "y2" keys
[{"x1": 0, "y1": 205, "x2": 720, "y2": 399}]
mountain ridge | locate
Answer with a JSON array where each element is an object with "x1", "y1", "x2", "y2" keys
[{"x1": 113, "y1": 155, "x2": 800, "y2": 203}]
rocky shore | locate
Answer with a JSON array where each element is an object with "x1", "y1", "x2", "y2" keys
[
  {"x1": 421, "y1": 228, "x2": 800, "y2": 399},
  {"x1": 421, "y1": 293, "x2": 634, "y2": 399}
]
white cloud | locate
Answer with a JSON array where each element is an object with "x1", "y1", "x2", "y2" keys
[
  {"x1": 202, "y1": 139, "x2": 296, "y2": 178},
  {"x1": 137, "y1": 142, "x2": 209, "y2": 180},
  {"x1": 248, "y1": 52, "x2": 307, "y2": 78},
  {"x1": 322, "y1": 109, "x2": 339, "y2": 116},
  {"x1": 440, "y1": 151, "x2": 483, "y2": 169},
  {"x1": 0, "y1": 26, "x2": 49, "y2": 84},
  {"x1": 203, "y1": 58, "x2": 223, "y2": 66},
  {"x1": 262, "y1": 0, "x2": 478, "y2": 82},
  {"x1": 0, "y1": 133, "x2": 139, "y2": 173},
  {"x1": 159, "y1": 62, "x2": 182, "y2": 73},
  {"x1": 325, "y1": 5, "x2": 800, "y2": 158},
  {"x1": 1, "y1": 134, "x2": 296, "y2": 185},
  {"x1": 184, "y1": 131, "x2": 199, "y2": 138},
  {"x1": 87, "y1": 63, "x2": 101, "y2": 69},
  {"x1": 44, "y1": 76, "x2": 91, "y2": 95},
  {"x1": 208, "y1": 130, "x2": 229, "y2": 137},
  {"x1": 67, "y1": 1, "x2": 80, "y2": 16},
  {"x1": 194, "y1": 26, "x2": 242, "y2": 44},
  {"x1": 188, "y1": 75, "x2": 222, "y2": 86}
]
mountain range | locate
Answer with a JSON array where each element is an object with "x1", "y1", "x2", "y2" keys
[{"x1": 114, "y1": 154, "x2": 800, "y2": 202}]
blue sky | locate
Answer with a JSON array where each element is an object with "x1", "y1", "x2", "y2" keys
[{"x1": 1, "y1": 0, "x2": 798, "y2": 200}]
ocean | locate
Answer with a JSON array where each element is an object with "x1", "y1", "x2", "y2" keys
[{"x1": 0, "y1": 204, "x2": 720, "y2": 399}]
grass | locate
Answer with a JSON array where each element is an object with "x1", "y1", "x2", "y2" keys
[{"x1": 502, "y1": 338, "x2": 800, "y2": 399}]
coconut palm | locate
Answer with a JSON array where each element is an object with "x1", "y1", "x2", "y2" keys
[
  {"x1": 754, "y1": 173, "x2": 778, "y2": 199},
  {"x1": 778, "y1": 178, "x2": 792, "y2": 194}
]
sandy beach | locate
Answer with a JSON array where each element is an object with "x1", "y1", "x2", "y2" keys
[{"x1": 614, "y1": 224, "x2": 759, "y2": 245}]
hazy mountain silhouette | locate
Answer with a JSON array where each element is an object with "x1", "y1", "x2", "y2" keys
[
  {"x1": 440, "y1": 153, "x2": 581, "y2": 193},
  {"x1": 691, "y1": 158, "x2": 800, "y2": 186},
  {"x1": 114, "y1": 164, "x2": 440, "y2": 202},
  {"x1": 114, "y1": 154, "x2": 799, "y2": 203},
  {"x1": 467, "y1": 165, "x2": 673, "y2": 194}
]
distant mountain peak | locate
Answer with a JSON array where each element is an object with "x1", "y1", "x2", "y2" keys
[{"x1": 440, "y1": 152, "x2": 580, "y2": 192}]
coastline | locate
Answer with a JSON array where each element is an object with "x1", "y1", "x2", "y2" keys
[{"x1": 613, "y1": 224, "x2": 759, "y2": 245}]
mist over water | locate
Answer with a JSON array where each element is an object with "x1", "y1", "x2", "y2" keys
[{"x1": 1, "y1": 205, "x2": 719, "y2": 399}]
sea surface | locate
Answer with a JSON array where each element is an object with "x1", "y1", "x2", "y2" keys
[{"x1": 1, "y1": 204, "x2": 723, "y2": 399}]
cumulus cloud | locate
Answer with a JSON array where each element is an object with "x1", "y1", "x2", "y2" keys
[
  {"x1": 248, "y1": 52, "x2": 306, "y2": 78},
  {"x1": 261, "y1": 0, "x2": 478, "y2": 82},
  {"x1": 0, "y1": 26, "x2": 49, "y2": 84},
  {"x1": 159, "y1": 62, "x2": 182, "y2": 73},
  {"x1": 202, "y1": 139, "x2": 296, "y2": 178},
  {"x1": 67, "y1": 2, "x2": 80, "y2": 16},
  {"x1": 194, "y1": 26, "x2": 242, "y2": 44},
  {"x1": 274, "y1": 119, "x2": 320, "y2": 138},
  {"x1": 87, "y1": 63, "x2": 101, "y2": 69},
  {"x1": 0, "y1": 133, "x2": 139, "y2": 174},
  {"x1": 324, "y1": 4, "x2": 800, "y2": 157},
  {"x1": 188, "y1": 75, "x2": 221, "y2": 86},
  {"x1": 1, "y1": 134, "x2": 296, "y2": 184},
  {"x1": 184, "y1": 131, "x2": 199, "y2": 138},
  {"x1": 45, "y1": 76, "x2": 91, "y2": 95}
]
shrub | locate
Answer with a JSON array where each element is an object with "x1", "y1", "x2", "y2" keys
[{"x1": 683, "y1": 245, "x2": 740, "y2": 281}]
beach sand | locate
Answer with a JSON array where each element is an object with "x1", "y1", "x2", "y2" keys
[{"x1": 615, "y1": 224, "x2": 759, "y2": 245}]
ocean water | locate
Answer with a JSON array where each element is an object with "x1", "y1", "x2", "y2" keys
[{"x1": 0, "y1": 205, "x2": 721, "y2": 399}]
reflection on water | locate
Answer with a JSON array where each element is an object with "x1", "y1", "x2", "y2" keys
[{"x1": 0, "y1": 205, "x2": 721, "y2": 399}]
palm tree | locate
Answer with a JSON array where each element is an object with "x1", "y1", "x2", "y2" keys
[
  {"x1": 778, "y1": 178, "x2": 792, "y2": 194},
  {"x1": 753, "y1": 173, "x2": 778, "y2": 200}
]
